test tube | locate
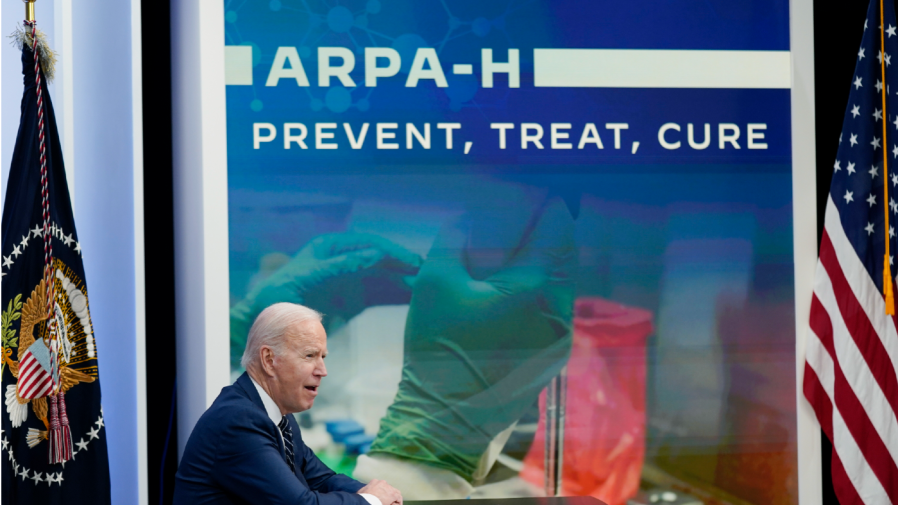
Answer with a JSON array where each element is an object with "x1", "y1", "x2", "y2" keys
[{"x1": 544, "y1": 366, "x2": 567, "y2": 496}]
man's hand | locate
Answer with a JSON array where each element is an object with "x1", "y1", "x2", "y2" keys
[{"x1": 358, "y1": 479, "x2": 403, "y2": 505}]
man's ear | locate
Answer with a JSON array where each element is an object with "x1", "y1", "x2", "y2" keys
[{"x1": 259, "y1": 346, "x2": 276, "y2": 377}]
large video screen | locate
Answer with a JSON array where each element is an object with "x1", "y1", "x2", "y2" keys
[{"x1": 224, "y1": 1, "x2": 796, "y2": 504}]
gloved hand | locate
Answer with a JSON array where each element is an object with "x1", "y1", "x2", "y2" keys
[
  {"x1": 368, "y1": 196, "x2": 577, "y2": 482},
  {"x1": 230, "y1": 233, "x2": 422, "y2": 368}
]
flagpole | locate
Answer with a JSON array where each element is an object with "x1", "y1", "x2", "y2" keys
[{"x1": 25, "y1": 1, "x2": 35, "y2": 23}]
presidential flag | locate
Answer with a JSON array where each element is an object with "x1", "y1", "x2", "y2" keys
[
  {"x1": 1, "y1": 24, "x2": 110, "y2": 503},
  {"x1": 804, "y1": 0, "x2": 898, "y2": 503}
]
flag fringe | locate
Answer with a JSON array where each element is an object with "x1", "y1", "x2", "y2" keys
[
  {"x1": 47, "y1": 392, "x2": 72, "y2": 463},
  {"x1": 9, "y1": 24, "x2": 56, "y2": 82},
  {"x1": 57, "y1": 391, "x2": 73, "y2": 461}
]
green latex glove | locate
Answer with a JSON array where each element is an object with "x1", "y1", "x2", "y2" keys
[
  {"x1": 369, "y1": 197, "x2": 577, "y2": 481},
  {"x1": 230, "y1": 233, "x2": 422, "y2": 368}
]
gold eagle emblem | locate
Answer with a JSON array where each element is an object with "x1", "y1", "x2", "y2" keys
[{"x1": 3, "y1": 279, "x2": 94, "y2": 447}]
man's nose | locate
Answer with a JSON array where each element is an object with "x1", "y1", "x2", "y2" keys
[{"x1": 316, "y1": 358, "x2": 327, "y2": 377}]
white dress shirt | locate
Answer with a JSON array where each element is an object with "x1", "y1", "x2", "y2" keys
[{"x1": 249, "y1": 376, "x2": 381, "y2": 505}]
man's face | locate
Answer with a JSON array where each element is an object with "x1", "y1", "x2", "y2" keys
[{"x1": 271, "y1": 320, "x2": 328, "y2": 414}]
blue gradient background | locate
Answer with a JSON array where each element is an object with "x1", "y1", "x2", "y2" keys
[{"x1": 224, "y1": 1, "x2": 797, "y2": 502}]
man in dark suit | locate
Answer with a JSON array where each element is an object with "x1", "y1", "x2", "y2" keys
[{"x1": 174, "y1": 303, "x2": 403, "y2": 505}]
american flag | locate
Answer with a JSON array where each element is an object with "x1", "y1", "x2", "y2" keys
[{"x1": 804, "y1": 0, "x2": 898, "y2": 502}]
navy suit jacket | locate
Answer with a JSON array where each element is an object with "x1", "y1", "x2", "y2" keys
[{"x1": 174, "y1": 372, "x2": 368, "y2": 505}]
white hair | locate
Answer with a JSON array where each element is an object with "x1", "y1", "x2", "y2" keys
[{"x1": 241, "y1": 303, "x2": 323, "y2": 370}]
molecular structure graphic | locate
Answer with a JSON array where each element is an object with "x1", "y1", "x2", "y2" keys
[{"x1": 223, "y1": 0, "x2": 530, "y2": 113}]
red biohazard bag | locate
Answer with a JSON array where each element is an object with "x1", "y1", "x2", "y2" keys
[{"x1": 521, "y1": 297, "x2": 653, "y2": 505}]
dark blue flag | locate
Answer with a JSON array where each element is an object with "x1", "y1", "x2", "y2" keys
[{"x1": 1, "y1": 27, "x2": 110, "y2": 503}]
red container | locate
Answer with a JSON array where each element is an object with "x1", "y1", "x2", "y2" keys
[{"x1": 521, "y1": 297, "x2": 653, "y2": 505}]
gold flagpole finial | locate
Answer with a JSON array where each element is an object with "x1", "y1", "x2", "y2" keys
[{"x1": 25, "y1": 0, "x2": 35, "y2": 22}]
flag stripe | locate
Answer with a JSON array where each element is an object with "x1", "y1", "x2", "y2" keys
[
  {"x1": 811, "y1": 268, "x2": 898, "y2": 459},
  {"x1": 824, "y1": 196, "x2": 898, "y2": 378},
  {"x1": 833, "y1": 449, "x2": 868, "y2": 505},
  {"x1": 820, "y1": 230, "x2": 898, "y2": 419},
  {"x1": 18, "y1": 354, "x2": 48, "y2": 397},
  {"x1": 32, "y1": 380, "x2": 52, "y2": 399},
  {"x1": 18, "y1": 354, "x2": 43, "y2": 390},
  {"x1": 814, "y1": 262, "x2": 898, "y2": 499},
  {"x1": 833, "y1": 401, "x2": 892, "y2": 504},
  {"x1": 20, "y1": 378, "x2": 52, "y2": 400},
  {"x1": 806, "y1": 341, "x2": 891, "y2": 504},
  {"x1": 807, "y1": 306, "x2": 887, "y2": 487},
  {"x1": 806, "y1": 315, "x2": 892, "y2": 503},
  {"x1": 17, "y1": 353, "x2": 39, "y2": 385},
  {"x1": 19, "y1": 373, "x2": 52, "y2": 399},
  {"x1": 810, "y1": 295, "x2": 837, "y2": 358},
  {"x1": 804, "y1": 360, "x2": 834, "y2": 439},
  {"x1": 835, "y1": 367, "x2": 898, "y2": 502},
  {"x1": 831, "y1": 364, "x2": 888, "y2": 504},
  {"x1": 17, "y1": 351, "x2": 54, "y2": 399}
]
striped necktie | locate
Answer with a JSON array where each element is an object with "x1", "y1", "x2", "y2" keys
[{"x1": 277, "y1": 416, "x2": 296, "y2": 474}]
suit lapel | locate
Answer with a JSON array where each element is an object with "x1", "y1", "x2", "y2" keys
[{"x1": 235, "y1": 373, "x2": 293, "y2": 473}]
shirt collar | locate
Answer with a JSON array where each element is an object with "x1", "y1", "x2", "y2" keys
[{"x1": 249, "y1": 375, "x2": 283, "y2": 426}]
